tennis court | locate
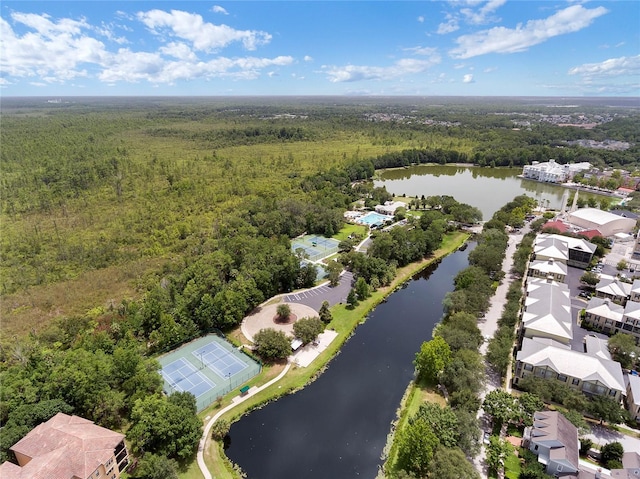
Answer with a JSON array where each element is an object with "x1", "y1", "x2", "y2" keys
[
  {"x1": 193, "y1": 342, "x2": 248, "y2": 378},
  {"x1": 158, "y1": 334, "x2": 261, "y2": 411},
  {"x1": 291, "y1": 235, "x2": 340, "y2": 262},
  {"x1": 161, "y1": 358, "x2": 216, "y2": 398}
]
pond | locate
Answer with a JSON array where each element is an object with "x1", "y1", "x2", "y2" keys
[
  {"x1": 225, "y1": 244, "x2": 474, "y2": 479},
  {"x1": 374, "y1": 164, "x2": 610, "y2": 220}
]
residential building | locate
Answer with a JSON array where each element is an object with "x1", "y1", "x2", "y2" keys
[
  {"x1": 534, "y1": 236, "x2": 570, "y2": 263},
  {"x1": 522, "y1": 410, "x2": 579, "y2": 477},
  {"x1": 522, "y1": 160, "x2": 591, "y2": 184},
  {"x1": 625, "y1": 374, "x2": 640, "y2": 423},
  {"x1": 522, "y1": 281, "x2": 573, "y2": 344},
  {"x1": 581, "y1": 297, "x2": 640, "y2": 344},
  {"x1": 595, "y1": 278, "x2": 632, "y2": 305},
  {"x1": 514, "y1": 337, "x2": 626, "y2": 401},
  {"x1": 0, "y1": 413, "x2": 129, "y2": 479},
  {"x1": 534, "y1": 234, "x2": 597, "y2": 269},
  {"x1": 583, "y1": 298, "x2": 624, "y2": 333},
  {"x1": 528, "y1": 258, "x2": 568, "y2": 282},
  {"x1": 629, "y1": 279, "x2": 640, "y2": 303},
  {"x1": 611, "y1": 452, "x2": 640, "y2": 478}
]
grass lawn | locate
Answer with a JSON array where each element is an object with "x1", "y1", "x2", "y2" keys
[
  {"x1": 193, "y1": 231, "x2": 470, "y2": 479},
  {"x1": 333, "y1": 223, "x2": 368, "y2": 242},
  {"x1": 504, "y1": 452, "x2": 521, "y2": 479}
]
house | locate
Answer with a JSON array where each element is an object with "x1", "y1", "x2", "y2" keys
[
  {"x1": 595, "y1": 278, "x2": 632, "y2": 306},
  {"x1": 0, "y1": 413, "x2": 129, "y2": 479},
  {"x1": 522, "y1": 411, "x2": 579, "y2": 477},
  {"x1": 624, "y1": 374, "x2": 640, "y2": 423},
  {"x1": 514, "y1": 337, "x2": 626, "y2": 401},
  {"x1": 611, "y1": 452, "x2": 640, "y2": 478},
  {"x1": 528, "y1": 258, "x2": 568, "y2": 283}
]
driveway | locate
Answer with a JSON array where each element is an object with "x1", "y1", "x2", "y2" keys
[{"x1": 583, "y1": 423, "x2": 640, "y2": 453}]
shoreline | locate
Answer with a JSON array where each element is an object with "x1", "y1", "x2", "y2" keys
[{"x1": 196, "y1": 231, "x2": 471, "y2": 479}]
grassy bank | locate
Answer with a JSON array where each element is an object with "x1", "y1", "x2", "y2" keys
[{"x1": 194, "y1": 230, "x2": 470, "y2": 479}]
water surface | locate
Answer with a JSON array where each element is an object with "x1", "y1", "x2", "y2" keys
[{"x1": 225, "y1": 246, "x2": 473, "y2": 479}]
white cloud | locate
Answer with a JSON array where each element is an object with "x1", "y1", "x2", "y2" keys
[
  {"x1": 1, "y1": 14, "x2": 109, "y2": 80},
  {"x1": 463, "y1": 74, "x2": 474, "y2": 83},
  {"x1": 304, "y1": 55, "x2": 313, "y2": 62},
  {"x1": 417, "y1": 16, "x2": 425, "y2": 23},
  {"x1": 460, "y1": 0, "x2": 507, "y2": 25},
  {"x1": 437, "y1": 19, "x2": 459, "y2": 34},
  {"x1": 1, "y1": 9, "x2": 293, "y2": 87},
  {"x1": 450, "y1": 5, "x2": 608, "y2": 59},
  {"x1": 403, "y1": 46, "x2": 439, "y2": 56},
  {"x1": 321, "y1": 56, "x2": 441, "y2": 83},
  {"x1": 483, "y1": 66, "x2": 497, "y2": 73},
  {"x1": 568, "y1": 55, "x2": 640, "y2": 78},
  {"x1": 137, "y1": 9, "x2": 272, "y2": 52},
  {"x1": 212, "y1": 6, "x2": 229, "y2": 15}
]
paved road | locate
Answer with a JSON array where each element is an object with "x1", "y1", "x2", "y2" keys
[
  {"x1": 283, "y1": 271, "x2": 353, "y2": 311},
  {"x1": 583, "y1": 423, "x2": 640, "y2": 454}
]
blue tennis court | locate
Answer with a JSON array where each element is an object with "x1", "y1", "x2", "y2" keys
[
  {"x1": 193, "y1": 342, "x2": 248, "y2": 378},
  {"x1": 161, "y1": 358, "x2": 216, "y2": 398},
  {"x1": 158, "y1": 334, "x2": 262, "y2": 411}
]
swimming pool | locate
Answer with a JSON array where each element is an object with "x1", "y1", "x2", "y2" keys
[{"x1": 357, "y1": 212, "x2": 389, "y2": 226}]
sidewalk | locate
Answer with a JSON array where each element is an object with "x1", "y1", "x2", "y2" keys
[{"x1": 473, "y1": 229, "x2": 526, "y2": 478}]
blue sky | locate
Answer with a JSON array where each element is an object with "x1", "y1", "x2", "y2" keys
[{"x1": 1, "y1": 1, "x2": 638, "y2": 97}]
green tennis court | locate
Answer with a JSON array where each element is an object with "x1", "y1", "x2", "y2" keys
[{"x1": 292, "y1": 235, "x2": 340, "y2": 262}]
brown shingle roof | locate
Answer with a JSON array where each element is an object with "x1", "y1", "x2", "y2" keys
[{"x1": 1, "y1": 413, "x2": 124, "y2": 479}]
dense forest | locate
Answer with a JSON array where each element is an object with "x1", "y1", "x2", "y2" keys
[{"x1": 1, "y1": 97, "x2": 639, "y2": 474}]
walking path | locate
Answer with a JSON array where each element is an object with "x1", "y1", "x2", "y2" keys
[
  {"x1": 473, "y1": 228, "x2": 527, "y2": 478},
  {"x1": 197, "y1": 363, "x2": 292, "y2": 479}
]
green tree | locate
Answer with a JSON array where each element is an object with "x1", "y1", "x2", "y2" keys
[
  {"x1": 293, "y1": 316, "x2": 324, "y2": 344},
  {"x1": 354, "y1": 276, "x2": 371, "y2": 300},
  {"x1": 617, "y1": 259, "x2": 628, "y2": 271},
  {"x1": 517, "y1": 393, "x2": 544, "y2": 425},
  {"x1": 346, "y1": 288, "x2": 358, "y2": 309},
  {"x1": 608, "y1": 333, "x2": 639, "y2": 369},
  {"x1": 211, "y1": 418, "x2": 230, "y2": 441},
  {"x1": 414, "y1": 336, "x2": 452, "y2": 383},
  {"x1": 133, "y1": 454, "x2": 179, "y2": 479},
  {"x1": 483, "y1": 390, "x2": 518, "y2": 428},
  {"x1": 601, "y1": 441, "x2": 624, "y2": 469},
  {"x1": 486, "y1": 436, "x2": 513, "y2": 476},
  {"x1": 413, "y1": 402, "x2": 459, "y2": 447},
  {"x1": 128, "y1": 393, "x2": 202, "y2": 463},
  {"x1": 395, "y1": 417, "x2": 439, "y2": 477},
  {"x1": 276, "y1": 303, "x2": 292, "y2": 321},
  {"x1": 326, "y1": 260, "x2": 343, "y2": 287},
  {"x1": 318, "y1": 300, "x2": 333, "y2": 324},
  {"x1": 428, "y1": 446, "x2": 480, "y2": 479},
  {"x1": 589, "y1": 396, "x2": 629, "y2": 425},
  {"x1": 580, "y1": 271, "x2": 600, "y2": 287},
  {"x1": 253, "y1": 328, "x2": 292, "y2": 361}
]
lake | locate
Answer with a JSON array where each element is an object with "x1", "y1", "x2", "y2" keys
[
  {"x1": 374, "y1": 164, "x2": 607, "y2": 220},
  {"x1": 225, "y1": 245, "x2": 473, "y2": 479}
]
